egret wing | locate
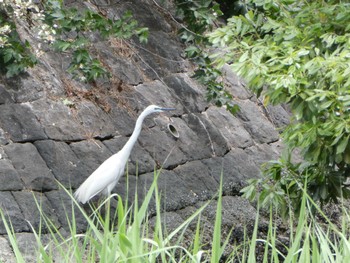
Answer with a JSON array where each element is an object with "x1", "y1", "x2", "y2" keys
[{"x1": 74, "y1": 152, "x2": 127, "y2": 203}]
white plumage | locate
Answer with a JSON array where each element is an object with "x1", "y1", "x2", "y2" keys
[{"x1": 74, "y1": 105, "x2": 175, "y2": 204}]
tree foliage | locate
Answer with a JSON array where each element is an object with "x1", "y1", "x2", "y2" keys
[{"x1": 208, "y1": 0, "x2": 350, "y2": 211}]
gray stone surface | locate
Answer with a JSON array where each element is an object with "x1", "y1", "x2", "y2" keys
[
  {"x1": 13, "y1": 191, "x2": 59, "y2": 234},
  {"x1": 164, "y1": 74, "x2": 208, "y2": 113},
  {"x1": 0, "y1": 192, "x2": 29, "y2": 234},
  {"x1": 267, "y1": 104, "x2": 290, "y2": 129},
  {"x1": 134, "y1": 80, "x2": 181, "y2": 112},
  {"x1": 97, "y1": 42, "x2": 145, "y2": 85},
  {"x1": 74, "y1": 100, "x2": 118, "y2": 139},
  {"x1": 45, "y1": 189, "x2": 88, "y2": 233},
  {"x1": 106, "y1": 103, "x2": 138, "y2": 136},
  {"x1": 4, "y1": 143, "x2": 57, "y2": 191},
  {"x1": 4, "y1": 73, "x2": 45, "y2": 102},
  {"x1": 203, "y1": 106, "x2": 253, "y2": 149},
  {"x1": 0, "y1": 236, "x2": 15, "y2": 263},
  {"x1": 15, "y1": 232, "x2": 56, "y2": 263},
  {"x1": 0, "y1": 104, "x2": 47, "y2": 142},
  {"x1": 222, "y1": 64, "x2": 252, "y2": 100},
  {"x1": 201, "y1": 149, "x2": 261, "y2": 195},
  {"x1": 34, "y1": 140, "x2": 89, "y2": 188},
  {"x1": 181, "y1": 113, "x2": 228, "y2": 158},
  {"x1": 0, "y1": 159, "x2": 22, "y2": 191},
  {"x1": 29, "y1": 99, "x2": 86, "y2": 141},
  {"x1": 69, "y1": 140, "x2": 113, "y2": 175},
  {"x1": 136, "y1": 30, "x2": 187, "y2": 79},
  {"x1": 0, "y1": 84, "x2": 13, "y2": 104},
  {"x1": 117, "y1": 169, "x2": 202, "y2": 213},
  {"x1": 235, "y1": 100, "x2": 280, "y2": 144},
  {"x1": 174, "y1": 160, "x2": 219, "y2": 201},
  {"x1": 0, "y1": 128, "x2": 9, "y2": 145},
  {"x1": 138, "y1": 125, "x2": 186, "y2": 169}
]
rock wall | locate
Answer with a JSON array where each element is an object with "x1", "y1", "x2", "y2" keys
[{"x1": 0, "y1": 0, "x2": 290, "y2": 260}]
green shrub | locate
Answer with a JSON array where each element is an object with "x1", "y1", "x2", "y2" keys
[{"x1": 208, "y1": 0, "x2": 350, "y2": 210}]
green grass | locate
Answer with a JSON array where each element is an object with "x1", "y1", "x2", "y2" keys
[{"x1": 1, "y1": 172, "x2": 350, "y2": 262}]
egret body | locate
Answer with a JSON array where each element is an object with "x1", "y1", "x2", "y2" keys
[{"x1": 74, "y1": 105, "x2": 175, "y2": 204}]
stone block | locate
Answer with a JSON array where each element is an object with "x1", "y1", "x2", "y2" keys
[
  {"x1": 97, "y1": 42, "x2": 144, "y2": 85},
  {"x1": 164, "y1": 74, "x2": 208, "y2": 113},
  {"x1": 0, "y1": 192, "x2": 29, "y2": 234},
  {"x1": 0, "y1": 104, "x2": 47, "y2": 142},
  {"x1": 181, "y1": 113, "x2": 226, "y2": 158},
  {"x1": 0, "y1": 128, "x2": 9, "y2": 145},
  {"x1": 138, "y1": 126, "x2": 186, "y2": 169},
  {"x1": 203, "y1": 106, "x2": 254, "y2": 149},
  {"x1": 221, "y1": 64, "x2": 252, "y2": 100},
  {"x1": 4, "y1": 143, "x2": 57, "y2": 191},
  {"x1": 4, "y1": 73, "x2": 44, "y2": 102},
  {"x1": 202, "y1": 148, "x2": 261, "y2": 195},
  {"x1": 244, "y1": 143, "x2": 281, "y2": 167},
  {"x1": 30, "y1": 99, "x2": 87, "y2": 141},
  {"x1": 114, "y1": 174, "x2": 138, "y2": 202},
  {"x1": 119, "y1": 170, "x2": 197, "y2": 212},
  {"x1": 116, "y1": 0, "x2": 172, "y2": 32},
  {"x1": 0, "y1": 159, "x2": 22, "y2": 191},
  {"x1": 45, "y1": 190, "x2": 88, "y2": 233},
  {"x1": 34, "y1": 140, "x2": 90, "y2": 188},
  {"x1": 15, "y1": 232, "x2": 59, "y2": 262},
  {"x1": 137, "y1": 31, "x2": 187, "y2": 78},
  {"x1": 0, "y1": 85, "x2": 13, "y2": 104},
  {"x1": 173, "y1": 160, "x2": 219, "y2": 200},
  {"x1": 74, "y1": 100, "x2": 117, "y2": 139},
  {"x1": 13, "y1": 191, "x2": 60, "y2": 234},
  {"x1": 235, "y1": 100, "x2": 280, "y2": 143},
  {"x1": 134, "y1": 80, "x2": 182, "y2": 113},
  {"x1": 267, "y1": 104, "x2": 290, "y2": 129},
  {"x1": 0, "y1": 236, "x2": 15, "y2": 263},
  {"x1": 106, "y1": 102, "x2": 137, "y2": 136}
]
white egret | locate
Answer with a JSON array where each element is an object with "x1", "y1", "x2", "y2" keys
[{"x1": 74, "y1": 105, "x2": 175, "y2": 204}]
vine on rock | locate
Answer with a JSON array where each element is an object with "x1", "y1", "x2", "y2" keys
[
  {"x1": 175, "y1": 0, "x2": 241, "y2": 114},
  {"x1": 0, "y1": 0, "x2": 148, "y2": 81}
]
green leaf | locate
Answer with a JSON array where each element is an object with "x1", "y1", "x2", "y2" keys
[
  {"x1": 3, "y1": 51, "x2": 13, "y2": 63},
  {"x1": 319, "y1": 100, "x2": 333, "y2": 110},
  {"x1": 336, "y1": 136, "x2": 349, "y2": 155},
  {"x1": 297, "y1": 50, "x2": 310, "y2": 57}
]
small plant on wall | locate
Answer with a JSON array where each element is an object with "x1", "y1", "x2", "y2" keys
[{"x1": 0, "y1": 0, "x2": 148, "y2": 81}]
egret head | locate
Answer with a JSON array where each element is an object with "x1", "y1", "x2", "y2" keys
[{"x1": 145, "y1": 105, "x2": 176, "y2": 114}]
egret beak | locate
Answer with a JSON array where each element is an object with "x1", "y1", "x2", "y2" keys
[{"x1": 160, "y1": 107, "x2": 176, "y2": 111}]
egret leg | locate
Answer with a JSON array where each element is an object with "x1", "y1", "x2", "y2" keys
[{"x1": 105, "y1": 197, "x2": 111, "y2": 229}]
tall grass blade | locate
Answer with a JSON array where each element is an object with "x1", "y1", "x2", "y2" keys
[
  {"x1": 211, "y1": 173, "x2": 224, "y2": 263},
  {"x1": 0, "y1": 210, "x2": 25, "y2": 263},
  {"x1": 247, "y1": 206, "x2": 259, "y2": 263}
]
